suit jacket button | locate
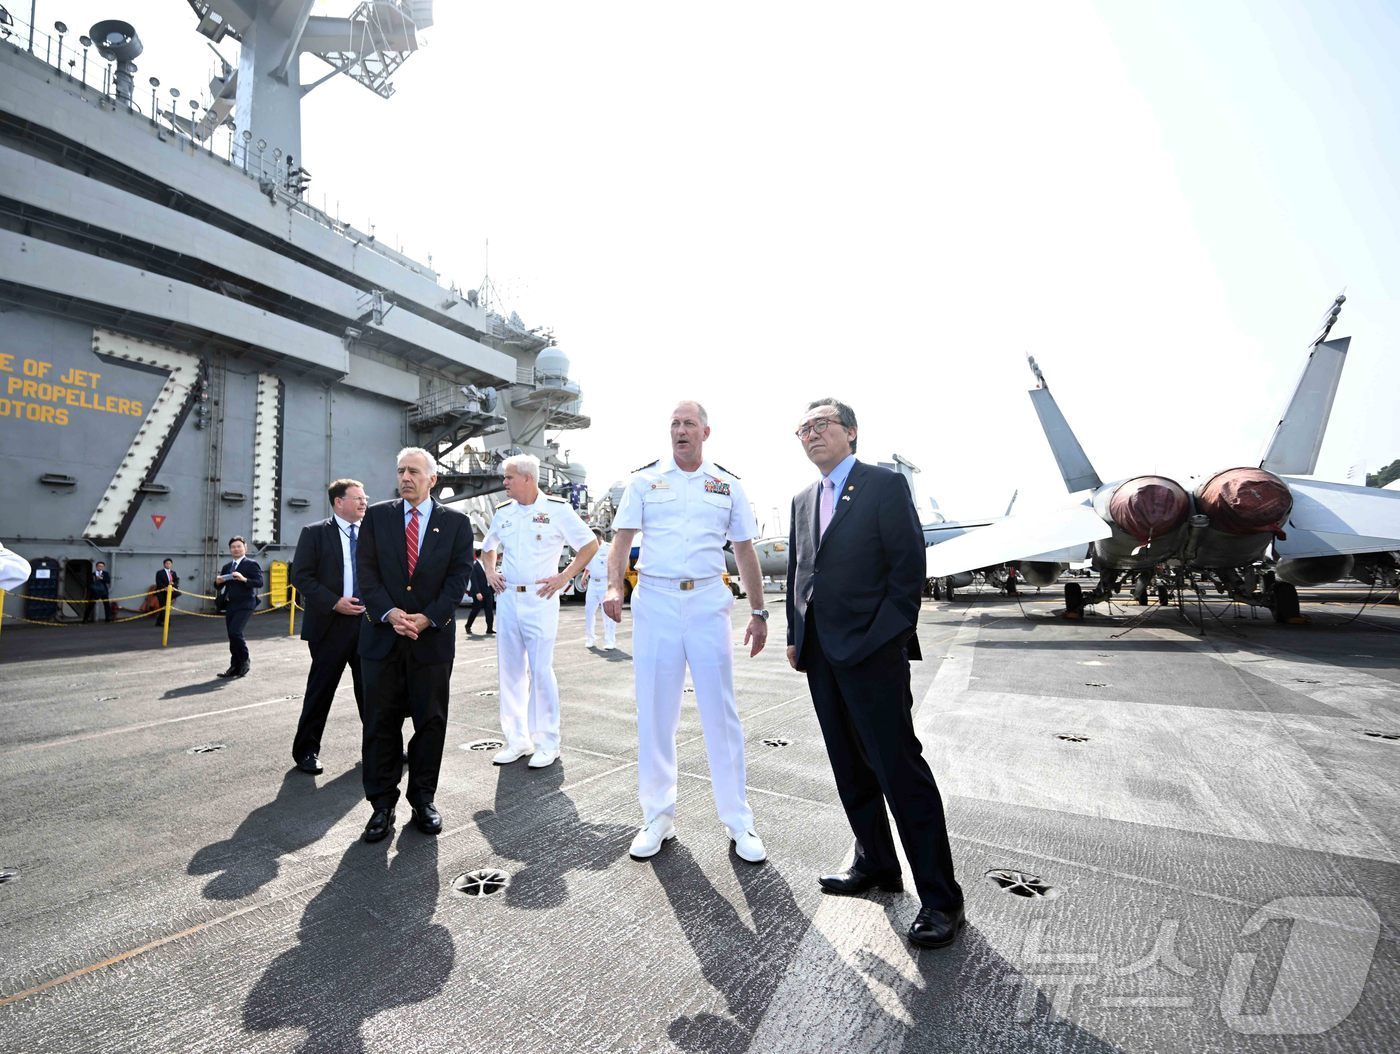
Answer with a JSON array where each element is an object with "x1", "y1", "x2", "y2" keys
[{"x1": 406, "y1": 585, "x2": 413, "y2": 592}]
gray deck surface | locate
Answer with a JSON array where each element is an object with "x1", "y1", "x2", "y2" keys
[{"x1": 1, "y1": 586, "x2": 1397, "y2": 1053}]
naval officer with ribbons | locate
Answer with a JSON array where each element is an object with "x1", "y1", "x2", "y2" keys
[
  {"x1": 604, "y1": 400, "x2": 771, "y2": 865},
  {"x1": 482, "y1": 454, "x2": 598, "y2": 769}
]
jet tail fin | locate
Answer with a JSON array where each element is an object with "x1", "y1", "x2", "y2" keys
[
  {"x1": 1027, "y1": 355, "x2": 1102, "y2": 493},
  {"x1": 1259, "y1": 336, "x2": 1349, "y2": 475}
]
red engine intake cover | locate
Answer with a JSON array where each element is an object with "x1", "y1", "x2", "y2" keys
[
  {"x1": 1195, "y1": 468, "x2": 1292, "y2": 537},
  {"x1": 1107, "y1": 476, "x2": 1189, "y2": 543}
]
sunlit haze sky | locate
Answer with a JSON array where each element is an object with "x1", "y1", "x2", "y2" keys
[{"x1": 29, "y1": 1, "x2": 1400, "y2": 533}]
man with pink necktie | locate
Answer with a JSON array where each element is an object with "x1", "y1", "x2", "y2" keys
[
  {"x1": 355, "y1": 447, "x2": 473, "y2": 843},
  {"x1": 785, "y1": 398, "x2": 964, "y2": 950}
]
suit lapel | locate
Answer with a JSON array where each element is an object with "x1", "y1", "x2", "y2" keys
[
  {"x1": 390, "y1": 499, "x2": 409, "y2": 581},
  {"x1": 805, "y1": 481, "x2": 821, "y2": 553},
  {"x1": 818, "y1": 460, "x2": 863, "y2": 551},
  {"x1": 327, "y1": 518, "x2": 344, "y2": 579},
  {"x1": 414, "y1": 500, "x2": 443, "y2": 572}
]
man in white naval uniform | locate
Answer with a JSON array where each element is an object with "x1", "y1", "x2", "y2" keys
[
  {"x1": 483, "y1": 454, "x2": 598, "y2": 769},
  {"x1": 604, "y1": 400, "x2": 772, "y2": 864},
  {"x1": 580, "y1": 528, "x2": 616, "y2": 650}
]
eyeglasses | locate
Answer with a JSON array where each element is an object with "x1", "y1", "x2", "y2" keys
[{"x1": 795, "y1": 417, "x2": 840, "y2": 440}]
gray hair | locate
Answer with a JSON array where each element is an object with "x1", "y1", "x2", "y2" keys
[
  {"x1": 672, "y1": 400, "x2": 709, "y2": 426},
  {"x1": 396, "y1": 446, "x2": 439, "y2": 474},
  {"x1": 805, "y1": 398, "x2": 858, "y2": 453},
  {"x1": 501, "y1": 453, "x2": 540, "y2": 481}
]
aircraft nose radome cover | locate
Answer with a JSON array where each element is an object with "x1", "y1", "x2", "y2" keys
[
  {"x1": 1196, "y1": 468, "x2": 1292, "y2": 537},
  {"x1": 1107, "y1": 476, "x2": 1189, "y2": 543}
]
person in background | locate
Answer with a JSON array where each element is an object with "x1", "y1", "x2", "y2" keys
[
  {"x1": 464, "y1": 547, "x2": 495, "y2": 636},
  {"x1": 154, "y1": 558, "x2": 180, "y2": 628},
  {"x1": 581, "y1": 528, "x2": 615, "y2": 650},
  {"x1": 215, "y1": 537, "x2": 263, "y2": 678},
  {"x1": 86, "y1": 561, "x2": 114, "y2": 622}
]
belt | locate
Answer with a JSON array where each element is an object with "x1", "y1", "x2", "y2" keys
[
  {"x1": 638, "y1": 573, "x2": 722, "y2": 591},
  {"x1": 504, "y1": 584, "x2": 531, "y2": 593}
]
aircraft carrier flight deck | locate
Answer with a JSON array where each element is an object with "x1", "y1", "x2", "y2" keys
[{"x1": 1, "y1": 587, "x2": 1396, "y2": 1053}]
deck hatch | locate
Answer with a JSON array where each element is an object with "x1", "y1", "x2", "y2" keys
[
  {"x1": 985, "y1": 869, "x2": 1059, "y2": 899},
  {"x1": 452, "y1": 869, "x2": 510, "y2": 897}
]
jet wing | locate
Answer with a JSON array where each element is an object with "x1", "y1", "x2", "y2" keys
[
  {"x1": 926, "y1": 504, "x2": 1111, "y2": 578},
  {"x1": 1275, "y1": 478, "x2": 1400, "y2": 559}
]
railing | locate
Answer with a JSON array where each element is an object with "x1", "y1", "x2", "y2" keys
[
  {"x1": 3, "y1": 4, "x2": 560, "y2": 348},
  {"x1": 0, "y1": 4, "x2": 434, "y2": 277}
]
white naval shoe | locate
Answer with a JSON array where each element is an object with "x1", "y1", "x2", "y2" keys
[
  {"x1": 629, "y1": 815, "x2": 676, "y2": 860},
  {"x1": 527, "y1": 748, "x2": 559, "y2": 769},
  {"x1": 585, "y1": 638, "x2": 595, "y2": 648},
  {"x1": 730, "y1": 829, "x2": 767, "y2": 864},
  {"x1": 492, "y1": 744, "x2": 533, "y2": 765}
]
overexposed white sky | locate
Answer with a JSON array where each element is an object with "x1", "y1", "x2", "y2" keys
[{"x1": 28, "y1": 0, "x2": 1400, "y2": 533}]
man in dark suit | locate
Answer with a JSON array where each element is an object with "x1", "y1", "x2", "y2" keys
[
  {"x1": 786, "y1": 398, "x2": 964, "y2": 949},
  {"x1": 154, "y1": 558, "x2": 179, "y2": 628},
  {"x1": 356, "y1": 447, "x2": 473, "y2": 843},
  {"x1": 214, "y1": 537, "x2": 263, "y2": 678},
  {"x1": 464, "y1": 547, "x2": 495, "y2": 636},
  {"x1": 289, "y1": 479, "x2": 370, "y2": 775},
  {"x1": 86, "y1": 561, "x2": 114, "y2": 622}
]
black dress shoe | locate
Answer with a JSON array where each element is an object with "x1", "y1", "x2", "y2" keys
[
  {"x1": 216, "y1": 666, "x2": 237, "y2": 678},
  {"x1": 232, "y1": 664, "x2": 250, "y2": 678},
  {"x1": 411, "y1": 803, "x2": 442, "y2": 835},
  {"x1": 485, "y1": 629, "x2": 495, "y2": 636},
  {"x1": 909, "y1": 904, "x2": 966, "y2": 949},
  {"x1": 363, "y1": 808, "x2": 395, "y2": 843},
  {"x1": 295, "y1": 754, "x2": 323, "y2": 775},
  {"x1": 818, "y1": 867, "x2": 904, "y2": 894}
]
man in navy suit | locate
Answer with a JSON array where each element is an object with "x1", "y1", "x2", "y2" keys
[
  {"x1": 356, "y1": 447, "x2": 473, "y2": 842},
  {"x1": 464, "y1": 547, "x2": 495, "y2": 636},
  {"x1": 86, "y1": 561, "x2": 114, "y2": 622},
  {"x1": 215, "y1": 537, "x2": 263, "y2": 678},
  {"x1": 290, "y1": 478, "x2": 370, "y2": 775},
  {"x1": 154, "y1": 558, "x2": 179, "y2": 627},
  {"x1": 786, "y1": 398, "x2": 964, "y2": 949}
]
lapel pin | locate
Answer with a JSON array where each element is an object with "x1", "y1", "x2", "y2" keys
[
  {"x1": 847, "y1": 485, "x2": 855, "y2": 491},
  {"x1": 841, "y1": 495, "x2": 851, "y2": 502},
  {"x1": 432, "y1": 527, "x2": 440, "y2": 533}
]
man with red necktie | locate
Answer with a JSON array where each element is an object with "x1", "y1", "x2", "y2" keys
[{"x1": 355, "y1": 447, "x2": 473, "y2": 843}]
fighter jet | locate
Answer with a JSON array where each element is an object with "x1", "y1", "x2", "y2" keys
[{"x1": 926, "y1": 294, "x2": 1400, "y2": 619}]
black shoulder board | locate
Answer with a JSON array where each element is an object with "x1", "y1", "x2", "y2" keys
[
  {"x1": 712, "y1": 462, "x2": 741, "y2": 479},
  {"x1": 495, "y1": 499, "x2": 512, "y2": 509},
  {"x1": 633, "y1": 459, "x2": 659, "y2": 473},
  {"x1": 546, "y1": 494, "x2": 568, "y2": 503}
]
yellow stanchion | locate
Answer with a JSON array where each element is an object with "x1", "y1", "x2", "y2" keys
[
  {"x1": 288, "y1": 586, "x2": 297, "y2": 636},
  {"x1": 161, "y1": 582, "x2": 173, "y2": 647}
]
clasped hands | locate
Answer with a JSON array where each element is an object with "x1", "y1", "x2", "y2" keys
[{"x1": 385, "y1": 607, "x2": 432, "y2": 639}]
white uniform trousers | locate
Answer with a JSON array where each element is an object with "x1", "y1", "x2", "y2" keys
[
  {"x1": 496, "y1": 587, "x2": 563, "y2": 753},
  {"x1": 631, "y1": 577, "x2": 754, "y2": 835},
  {"x1": 584, "y1": 582, "x2": 616, "y2": 647}
]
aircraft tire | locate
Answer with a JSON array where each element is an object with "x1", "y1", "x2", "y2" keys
[
  {"x1": 1065, "y1": 581, "x2": 1083, "y2": 617},
  {"x1": 1272, "y1": 582, "x2": 1301, "y2": 623},
  {"x1": 1157, "y1": 585, "x2": 1171, "y2": 606}
]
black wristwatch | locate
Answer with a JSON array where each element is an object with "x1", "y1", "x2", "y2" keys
[{"x1": 750, "y1": 608, "x2": 770, "y2": 621}]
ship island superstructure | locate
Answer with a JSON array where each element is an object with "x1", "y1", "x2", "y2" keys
[{"x1": 0, "y1": 1, "x2": 591, "y2": 615}]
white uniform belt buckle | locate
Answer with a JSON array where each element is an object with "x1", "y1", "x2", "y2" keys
[
  {"x1": 679, "y1": 579, "x2": 696, "y2": 591},
  {"x1": 513, "y1": 585, "x2": 528, "y2": 592}
]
